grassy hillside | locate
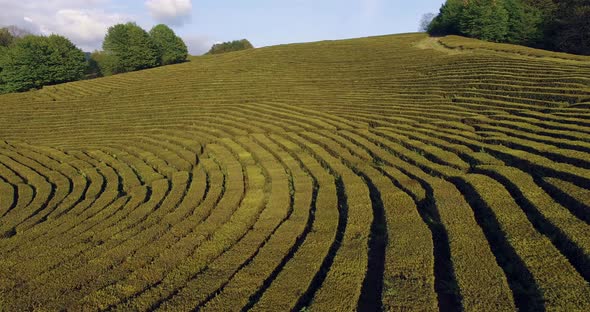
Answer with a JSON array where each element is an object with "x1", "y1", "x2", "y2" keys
[{"x1": 0, "y1": 33, "x2": 589, "y2": 311}]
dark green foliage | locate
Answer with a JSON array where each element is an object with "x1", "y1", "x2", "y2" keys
[
  {"x1": 522, "y1": 0, "x2": 557, "y2": 17},
  {"x1": 149, "y1": 24, "x2": 188, "y2": 65},
  {"x1": 504, "y1": 0, "x2": 544, "y2": 45},
  {"x1": 88, "y1": 50, "x2": 119, "y2": 77},
  {"x1": 206, "y1": 39, "x2": 254, "y2": 55},
  {"x1": 86, "y1": 51, "x2": 103, "y2": 78},
  {"x1": 428, "y1": 0, "x2": 465, "y2": 36},
  {"x1": 102, "y1": 22, "x2": 160, "y2": 75},
  {"x1": 0, "y1": 26, "x2": 32, "y2": 47},
  {"x1": 0, "y1": 35, "x2": 86, "y2": 93},
  {"x1": 419, "y1": 13, "x2": 437, "y2": 32},
  {"x1": 0, "y1": 25, "x2": 36, "y2": 93},
  {"x1": 0, "y1": 22, "x2": 190, "y2": 93},
  {"x1": 0, "y1": 25, "x2": 33, "y2": 48},
  {"x1": 429, "y1": 0, "x2": 513, "y2": 41},
  {"x1": 0, "y1": 28, "x2": 15, "y2": 47},
  {"x1": 460, "y1": 0, "x2": 509, "y2": 42},
  {"x1": 98, "y1": 23, "x2": 188, "y2": 76},
  {"x1": 550, "y1": 0, "x2": 590, "y2": 55},
  {"x1": 46, "y1": 35, "x2": 88, "y2": 84},
  {"x1": 428, "y1": 0, "x2": 590, "y2": 55},
  {"x1": 0, "y1": 46, "x2": 6, "y2": 93}
]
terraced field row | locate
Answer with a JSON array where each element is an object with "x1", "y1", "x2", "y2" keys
[{"x1": 0, "y1": 33, "x2": 589, "y2": 311}]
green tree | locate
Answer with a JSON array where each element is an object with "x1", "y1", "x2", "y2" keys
[
  {"x1": 88, "y1": 50, "x2": 119, "y2": 77},
  {"x1": 0, "y1": 34, "x2": 86, "y2": 93},
  {"x1": 460, "y1": 0, "x2": 510, "y2": 42},
  {"x1": 428, "y1": 0, "x2": 466, "y2": 36},
  {"x1": 426, "y1": 0, "x2": 590, "y2": 55},
  {"x1": 0, "y1": 46, "x2": 7, "y2": 93},
  {"x1": 85, "y1": 51, "x2": 102, "y2": 78},
  {"x1": 0, "y1": 25, "x2": 32, "y2": 47},
  {"x1": 206, "y1": 39, "x2": 254, "y2": 55},
  {"x1": 428, "y1": 0, "x2": 547, "y2": 46},
  {"x1": 149, "y1": 24, "x2": 188, "y2": 65},
  {"x1": 0, "y1": 28, "x2": 15, "y2": 47},
  {"x1": 522, "y1": 0, "x2": 557, "y2": 18},
  {"x1": 504, "y1": 0, "x2": 543, "y2": 44},
  {"x1": 46, "y1": 35, "x2": 88, "y2": 83},
  {"x1": 551, "y1": 0, "x2": 590, "y2": 55},
  {"x1": 0, "y1": 29, "x2": 12, "y2": 92},
  {"x1": 419, "y1": 13, "x2": 436, "y2": 32},
  {"x1": 102, "y1": 22, "x2": 160, "y2": 74}
]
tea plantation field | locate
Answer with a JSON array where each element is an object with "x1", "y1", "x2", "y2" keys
[{"x1": 0, "y1": 33, "x2": 589, "y2": 311}]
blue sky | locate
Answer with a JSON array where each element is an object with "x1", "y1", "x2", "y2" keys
[{"x1": 0, "y1": 0, "x2": 445, "y2": 54}]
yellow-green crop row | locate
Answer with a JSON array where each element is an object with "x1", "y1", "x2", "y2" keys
[{"x1": 1, "y1": 32, "x2": 589, "y2": 311}]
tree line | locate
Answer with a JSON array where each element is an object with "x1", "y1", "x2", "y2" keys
[
  {"x1": 0, "y1": 23, "x2": 188, "y2": 94},
  {"x1": 426, "y1": 0, "x2": 590, "y2": 55},
  {"x1": 206, "y1": 39, "x2": 254, "y2": 55},
  {"x1": 89, "y1": 23, "x2": 188, "y2": 77}
]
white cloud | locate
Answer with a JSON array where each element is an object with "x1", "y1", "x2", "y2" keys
[
  {"x1": 0, "y1": 0, "x2": 203, "y2": 52},
  {"x1": 51, "y1": 9, "x2": 129, "y2": 49},
  {"x1": 146, "y1": 0, "x2": 192, "y2": 26},
  {"x1": 0, "y1": 1, "x2": 132, "y2": 51},
  {"x1": 184, "y1": 35, "x2": 214, "y2": 55}
]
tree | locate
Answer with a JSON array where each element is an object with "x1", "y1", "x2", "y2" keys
[
  {"x1": 0, "y1": 25, "x2": 32, "y2": 47},
  {"x1": 86, "y1": 51, "x2": 103, "y2": 78},
  {"x1": 149, "y1": 24, "x2": 188, "y2": 65},
  {"x1": 2, "y1": 35, "x2": 53, "y2": 93},
  {"x1": 460, "y1": 0, "x2": 510, "y2": 42},
  {"x1": 102, "y1": 22, "x2": 160, "y2": 74},
  {"x1": 0, "y1": 35, "x2": 86, "y2": 93},
  {"x1": 427, "y1": 0, "x2": 589, "y2": 55},
  {"x1": 504, "y1": 0, "x2": 544, "y2": 45},
  {"x1": 419, "y1": 13, "x2": 436, "y2": 32},
  {"x1": 206, "y1": 39, "x2": 254, "y2": 55},
  {"x1": 0, "y1": 46, "x2": 7, "y2": 93},
  {"x1": 428, "y1": 0, "x2": 466, "y2": 36},
  {"x1": 88, "y1": 50, "x2": 119, "y2": 77},
  {"x1": 0, "y1": 28, "x2": 15, "y2": 47},
  {"x1": 550, "y1": 0, "x2": 590, "y2": 55},
  {"x1": 522, "y1": 0, "x2": 557, "y2": 18},
  {"x1": 46, "y1": 35, "x2": 88, "y2": 83}
]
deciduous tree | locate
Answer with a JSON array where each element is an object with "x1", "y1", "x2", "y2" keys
[
  {"x1": 428, "y1": 0, "x2": 466, "y2": 36},
  {"x1": 0, "y1": 34, "x2": 86, "y2": 93},
  {"x1": 419, "y1": 13, "x2": 436, "y2": 32},
  {"x1": 460, "y1": 0, "x2": 509, "y2": 42},
  {"x1": 551, "y1": 0, "x2": 590, "y2": 55},
  {"x1": 149, "y1": 24, "x2": 188, "y2": 65},
  {"x1": 0, "y1": 28, "x2": 15, "y2": 47},
  {"x1": 102, "y1": 22, "x2": 160, "y2": 74}
]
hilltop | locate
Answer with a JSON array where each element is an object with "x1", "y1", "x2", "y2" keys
[
  {"x1": 0, "y1": 33, "x2": 589, "y2": 311},
  {"x1": 0, "y1": 33, "x2": 588, "y2": 145}
]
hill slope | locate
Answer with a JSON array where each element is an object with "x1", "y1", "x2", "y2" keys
[{"x1": 0, "y1": 33, "x2": 589, "y2": 311}]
